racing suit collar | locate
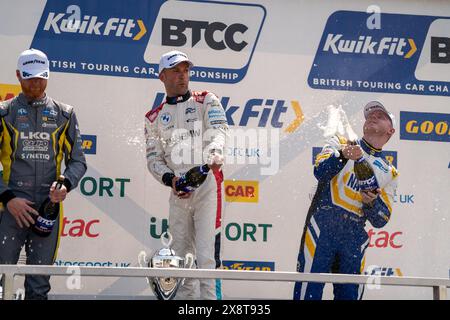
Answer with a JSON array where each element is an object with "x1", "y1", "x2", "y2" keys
[
  {"x1": 17, "y1": 92, "x2": 49, "y2": 108},
  {"x1": 165, "y1": 90, "x2": 191, "y2": 105},
  {"x1": 359, "y1": 138, "x2": 383, "y2": 157}
]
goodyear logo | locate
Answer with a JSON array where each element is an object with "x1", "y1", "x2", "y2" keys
[
  {"x1": 31, "y1": 0, "x2": 265, "y2": 83},
  {"x1": 0, "y1": 84, "x2": 22, "y2": 101},
  {"x1": 224, "y1": 180, "x2": 258, "y2": 203},
  {"x1": 312, "y1": 147, "x2": 397, "y2": 168},
  {"x1": 400, "y1": 111, "x2": 450, "y2": 142},
  {"x1": 309, "y1": 11, "x2": 450, "y2": 97},
  {"x1": 222, "y1": 260, "x2": 275, "y2": 271},
  {"x1": 81, "y1": 134, "x2": 97, "y2": 154}
]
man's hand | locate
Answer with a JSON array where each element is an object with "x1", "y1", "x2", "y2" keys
[
  {"x1": 171, "y1": 177, "x2": 192, "y2": 199},
  {"x1": 207, "y1": 152, "x2": 223, "y2": 172},
  {"x1": 6, "y1": 198, "x2": 39, "y2": 228},
  {"x1": 342, "y1": 144, "x2": 363, "y2": 161},
  {"x1": 49, "y1": 181, "x2": 68, "y2": 203},
  {"x1": 361, "y1": 189, "x2": 381, "y2": 205}
]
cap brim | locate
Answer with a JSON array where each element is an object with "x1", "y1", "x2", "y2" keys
[
  {"x1": 364, "y1": 106, "x2": 388, "y2": 118},
  {"x1": 364, "y1": 106, "x2": 395, "y2": 127},
  {"x1": 160, "y1": 59, "x2": 193, "y2": 74},
  {"x1": 21, "y1": 69, "x2": 49, "y2": 80}
]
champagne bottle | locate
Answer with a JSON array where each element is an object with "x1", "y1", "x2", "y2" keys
[
  {"x1": 175, "y1": 164, "x2": 210, "y2": 193},
  {"x1": 354, "y1": 157, "x2": 379, "y2": 192},
  {"x1": 32, "y1": 175, "x2": 65, "y2": 237}
]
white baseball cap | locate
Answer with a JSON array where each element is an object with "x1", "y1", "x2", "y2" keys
[
  {"x1": 17, "y1": 48, "x2": 50, "y2": 80},
  {"x1": 158, "y1": 50, "x2": 193, "y2": 75},
  {"x1": 364, "y1": 101, "x2": 396, "y2": 127}
]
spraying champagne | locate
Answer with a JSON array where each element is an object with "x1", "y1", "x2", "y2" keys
[{"x1": 320, "y1": 105, "x2": 379, "y2": 192}]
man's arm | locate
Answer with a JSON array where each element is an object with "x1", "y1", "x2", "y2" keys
[
  {"x1": 0, "y1": 102, "x2": 17, "y2": 205},
  {"x1": 202, "y1": 92, "x2": 229, "y2": 163},
  {"x1": 0, "y1": 102, "x2": 39, "y2": 227},
  {"x1": 362, "y1": 171, "x2": 398, "y2": 228},
  {"x1": 145, "y1": 109, "x2": 174, "y2": 187},
  {"x1": 62, "y1": 110, "x2": 87, "y2": 191},
  {"x1": 313, "y1": 135, "x2": 349, "y2": 181}
]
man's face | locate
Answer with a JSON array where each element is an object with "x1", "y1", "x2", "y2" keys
[
  {"x1": 159, "y1": 61, "x2": 190, "y2": 97},
  {"x1": 16, "y1": 71, "x2": 47, "y2": 101},
  {"x1": 363, "y1": 109, "x2": 395, "y2": 138}
]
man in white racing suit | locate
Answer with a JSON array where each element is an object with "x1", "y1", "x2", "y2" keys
[{"x1": 144, "y1": 51, "x2": 228, "y2": 299}]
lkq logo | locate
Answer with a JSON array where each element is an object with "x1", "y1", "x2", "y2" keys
[
  {"x1": 309, "y1": 11, "x2": 450, "y2": 96},
  {"x1": 144, "y1": 0, "x2": 266, "y2": 83},
  {"x1": 222, "y1": 260, "x2": 275, "y2": 271},
  {"x1": 400, "y1": 111, "x2": 450, "y2": 142},
  {"x1": 31, "y1": 0, "x2": 265, "y2": 82}
]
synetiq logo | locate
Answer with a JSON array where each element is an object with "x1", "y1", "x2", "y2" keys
[
  {"x1": 31, "y1": 0, "x2": 265, "y2": 83},
  {"x1": 308, "y1": 11, "x2": 450, "y2": 96}
]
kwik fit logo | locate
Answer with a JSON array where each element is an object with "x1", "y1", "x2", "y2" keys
[
  {"x1": 31, "y1": 0, "x2": 265, "y2": 83},
  {"x1": 309, "y1": 11, "x2": 450, "y2": 96},
  {"x1": 43, "y1": 6, "x2": 146, "y2": 40},
  {"x1": 323, "y1": 34, "x2": 416, "y2": 58}
]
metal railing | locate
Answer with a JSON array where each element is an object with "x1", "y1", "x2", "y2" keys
[{"x1": 1, "y1": 265, "x2": 448, "y2": 300}]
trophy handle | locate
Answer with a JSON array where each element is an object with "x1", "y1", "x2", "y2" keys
[
  {"x1": 138, "y1": 250, "x2": 149, "y2": 268},
  {"x1": 185, "y1": 253, "x2": 195, "y2": 269},
  {"x1": 138, "y1": 251, "x2": 152, "y2": 285}
]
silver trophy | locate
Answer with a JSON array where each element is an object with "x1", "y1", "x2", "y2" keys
[{"x1": 138, "y1": 231, "x2": 194, "y2": 300}]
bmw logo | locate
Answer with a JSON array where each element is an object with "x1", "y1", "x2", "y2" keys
[{"x1": 160, "y1": 113, "x2": 172, "y2": 126}]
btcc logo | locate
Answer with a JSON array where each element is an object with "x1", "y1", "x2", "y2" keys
[
  {"x1": 431, "y1": 37, "x2": 450, "y2": 64},
  {"x1": 323, "y1": 34, "x2": 417, "y2": 58},
  {"x1": 143, "y1": 0, "x2": 266, "y2": 83},
  {"x1": 43, "y1": 5, "x2": 146, "y2": 40},
  {"x1": 162, "y1": 18, "x2": 248, "y2": 51}
]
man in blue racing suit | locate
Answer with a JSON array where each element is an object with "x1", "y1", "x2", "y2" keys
[{"x1": 293, "y1": 101, "x2": 398, "y2": 300}]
